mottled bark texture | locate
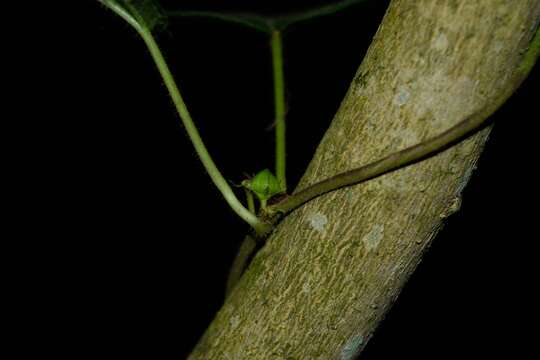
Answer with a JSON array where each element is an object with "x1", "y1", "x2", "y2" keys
[{"x1": 189, "y1": 1, "x2": 540, "y2": 359}]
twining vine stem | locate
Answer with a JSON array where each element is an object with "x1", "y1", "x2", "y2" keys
[
  {"x1": 266, "y1": 24, "x2": 540, "y2": 219},
  {"x1": 271, "y1": 30, "x2": 287, "y2": 191},
  {"x1": 99, "y1": 1, "x2": 268, "y2": 234},
  {"x1": 244, "y1": 188, "x2": 256, "y2": 214},
  {"x1": 100, "y1": 2, "x2": 539, "y2": 297},
  {"x1": 100, "y1": 0, "x2": 539, "y2": 239},
  {"x1": 226, "y1": 23, "x2": 540, "y2": 291}
]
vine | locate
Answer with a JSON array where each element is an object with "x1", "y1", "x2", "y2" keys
[{"x1": 99, "y1": 0, "x2": 539, "y2": 253}]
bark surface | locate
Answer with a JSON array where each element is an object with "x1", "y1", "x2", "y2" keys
[{"x1": 189, "y1": 1, "x2": 540, "y2": 359}]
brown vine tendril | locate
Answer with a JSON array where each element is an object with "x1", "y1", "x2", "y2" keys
[{"x1": 265, "y1": 24, "x2": 540, "y2": 220}]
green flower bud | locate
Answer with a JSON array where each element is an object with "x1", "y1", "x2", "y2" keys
[{"x1": 242, "y1": 169, "x2": 282, "y2": 203}]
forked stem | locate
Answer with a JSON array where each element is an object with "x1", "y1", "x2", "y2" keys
[{"x1": 100, "y1": 1, "x2": 266, "y2": 233}]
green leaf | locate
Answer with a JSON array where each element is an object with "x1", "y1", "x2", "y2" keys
[
  {"x1": 165, "y1": 10, "x2": 272, "y2": 33},
  {"x1": 165, "y1": 0, "x2": 371, "y2": 33},
  {"x1": 271, "y1": 0, "x2": 371, "y2": 30},
  {"x1": 99, "y1": 0, "x2": 167, "y2": 32}
]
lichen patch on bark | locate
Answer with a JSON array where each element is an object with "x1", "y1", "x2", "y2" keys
[
  {"x1": 307, "y1": 212, "x2": 329, "y2": 233},
  {"x1": 393, "y1": 85, "x2": 411, "y2": 106},
  {"x1": 340, "y1": 334, "x2": 365, "y2": 360},
  {"x1": 362, "y1": 224, "x2": 385, "y2": 252},
  {"x1": 432, "y1": 32, "x2": 450, "y2": 51}
]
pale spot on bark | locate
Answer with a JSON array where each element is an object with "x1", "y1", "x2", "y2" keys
[
  {"x1": 493, "y1": 41, "x2": 505, "y2": 54},
  {"x1": 396, "y1": 127, "x2": 421, "y2": 147},
  {"x1": 344, "y1": 188, "x2": 355, "y2": 203},
  {"x1": 394, "y1": 85, "x2": 410, "y2": 106},
  {"x1": 377, "y1": 171, "x2": 416, "y2": 193},
  {"x1": 439, "y1": 196, "x2": 462, "y2": 219},
  {"x1": 362, "y1": 224, "x2": 384, "y2": 251},
  {"x1": 229, "y1": 315, "x2": 240, "y2": 329},
  {"x1": 455, "y1": 163, "x2": 476, "y2": 195},
  {"x1": 308, "y1": 212, "x2": 328, "y2": 233},
  {"x1": 413, "y1": 71, "x2": 477, "y2": 132},
  {"x1": 432, "y1": 32, "x2": 449, "y2": 51},
  {"x1": 340, "y1": 334, "x2": 364, "y2": 360}
]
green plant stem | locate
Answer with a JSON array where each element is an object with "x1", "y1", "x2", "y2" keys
[
  {"x1": 99, "y1": 0, "x2": 143, "y2": 31},
  {"x1": 267, "y1": 24, "x2": 540, "y2": 217},
  {"x1": 138, "y1": 31, "x2": 264, "y2": 231},
  {"x1": 271, "y1": 30, "x2": 287, "y2": 191},
  {"x1": 226, "y1": 234, "x2": 258, "y2": 296},
  {"x1": 245, "y1": 188, "x2": 256, "y2": 214},
  {"x1": 101, "y1": 1, "x2": 266, "y2": 233}
]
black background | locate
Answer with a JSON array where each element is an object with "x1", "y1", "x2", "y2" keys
[{"x1": 24, "y1": 0, "x2": 538, "y2": 358}]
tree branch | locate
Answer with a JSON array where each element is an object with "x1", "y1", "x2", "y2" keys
[
  {"x1": 269, "y1": 18, "x2": 539, "y2": 216},
  {"x1": 189, "y1": 1, "x2": 540, "y2": 358}
]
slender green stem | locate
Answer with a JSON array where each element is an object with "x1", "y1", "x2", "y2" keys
[
  {"x1": 226, "y1": 234, "x2": 258, "y2": 296},
  {"x1": 245, "y1": 188, "x2": 256, "y2": 214},
  {"x1": 267, "y1": 25, "x2": 540, "y2": 217},
  {"x1": 271, "y1": 31, "x2": 287, "y2": 191},
  {"x1": 101, "y1": 1, "x2": 266, "y2": 233},
  {"x1": 99, "y1": 0, "x2": 144, "y2": 32},
  {"x1": 138, "y1": 31, "x2": 263, "y2": 230}
]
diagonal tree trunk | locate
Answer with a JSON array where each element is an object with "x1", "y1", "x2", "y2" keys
[{"x1": 189, "y1": 1, "x2": 540, "y2": 358}]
